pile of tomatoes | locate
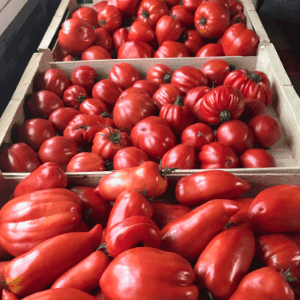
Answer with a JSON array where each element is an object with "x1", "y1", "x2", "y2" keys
[
  {"x1": 55, "y1": 0, "x2": 259, "y2": 60},
  {"x1": 0, "y1": 59, "x2": 282, "y2": 173}
]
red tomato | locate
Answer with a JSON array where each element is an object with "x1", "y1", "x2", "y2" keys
[
  {"x1": 200, "y1": 59, "x2": 231, "y2": 87},
  {"x1": 113, "y1": 146, "x2": 149, "y2": 170},
  {"x1": 228, "y1": 197, "x2": 254, "y2": 225},
  {"x1": 171, "y1": 66, "x2": 208, "y2": 94},
  {"x1": 130, "y1": 116, "x2": 177, "y2": 161},
  {"x1": 35, "y1": 69, "x2": 70, "y2": 98},
  {"x1": 113, "y1": 27, "x2": 129, "y2": 51},
  {"x1": 248, "y1": 115, "x2": 282, "y2": 148},
  {"x1": 116, "y1": 0, "x2": 140, "y2": 14},
  {"x1": 154, "y1": 41, "x2": 189, "y2": 58},
  {"x1": 79, "y1": 98, "x2": 108, "y2": 115},
  {"x1": 216, "y1": 120, "x2": 254, "y2": 155},
  {"x1": 70, "y1": 66, "x2": 97, "y2": 95},
  {"x1": 230, "y1": 11, "x2": 246, "y2": 26},
  {"x1": 128, "y1": 20, "x2": 155, "y2": 43},
  {"x1": 93, "y1": 1, "x2": 108, "y2": 13},
  {"x1": 152, "y1": 83, "x2": 182, "y2": 109},
  {"x1": 171, "y1": 5, "x2": 194, "y2": 28},
  {"x1": 63, "y1": 85, "x2": 89, "y2": 109},
  {"x1": 200, "y1": 85, "x2": 245, "y2": 124},
  {"x1": 155, "y1": 15, "x2": 182, "y2": 46},
  {"x1": 137, "y1": 0, "x2": 169, "y2": 30},
  {"x1": 0, "y1": 143, "x2": 40, "y2": 172},
  {"x1": 146, "y1": 64, "x2": 173, "y2": 87},
  {"x1": 118, "y1": 41, "x2": 154, "y2": 58},
  {"x1": 72, "y1": 7, "x2": 98, "y2": 27},
  {"x1": 183, "y1": 86, "x2": 211, "y2": 112},
  {"x1": 240, "y1": 98, "x2": 267, "y2": 123},
  {"x1": 181, "y1": 123, "x2": 215, "y2": 153},
  {"x1": 182, "y1": 0, "x2": 204, "y2": 11},
  {"x1": 196, "y1": 43, "x2": 225, "y2": 57},
  {"x1": 48, "y1": 107, "x2": 80, "y2": 133},
  {"x1": 240, "y1": 148, "x2": 276, "y2": 168},
  {"x1": 109, "y1": 63, "x2": 141, "y2": 89},
  {"x1": 228, "y1": 0, "x2": 243, "y2": 14},
  {"x1": 92, "y1": 126, "x2": 130, "y2": 160},
  {"x1": 198, "y1": 141, "x2": 239, "y2": 169},
  {"x1": 223, "y1": 69, "x2": 272, "y2": 106},
  {"x1": 178, "y1": 30, "x2": 206, "y2": 56},
  {"x1": 92, "y1": 79, "x2": 123, "y2": 111},
  {"x1": 66, "y1": 152, "x2": 106, "y2": 172},
  {"x1": 58, "y1": 18, "x2": 96, "y2": 54},
  {"x1": 62, "y1": 55, "x2": 75, "y2": 61},
  {"x1": 132, "y1": 80, "x2": 158, "y2": 97},
  {"x1": 160, "y1": 144, "x2": 196, "y2": 169},
  {"x1": 27, "y1": 90, "x2": 65, "y2": 119},
  {"x1": 81, "y1": 45, "x2": 112, "y2": 60},
  {"x1": 113, "y1": 90, "x2": 156, "y2": 133},
  {"x1": 97, "y1": 5, "x2": 122, "y2": 32},
  {"x1": 195, "y1": 1, "x2": 229, "y2": 38},
  {"x1": 16, "y1": 119, "x2": 56, "y2": 150},
  {"x1": 38, "y1": 136, "x2": 78, "y2": 171},
  {"x1": 222, "y1": 23, "x2": 259, "y2": 56},
  {"x1": 94, "y1": 28, "x2": 113, "y2": 52}
]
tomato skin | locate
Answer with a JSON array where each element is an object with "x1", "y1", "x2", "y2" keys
[
  {"x1": 222, "y1": 23, "x2": 259, "y2": 56},
  {"x1": 130, "y1": 116, "x2": 177, "y2": 161},
  {"x1": 16, "y1": 118, "x2": 56, "y2": 150},
  {"x1": 2, "y1": 290, "x2": 19, "y2": 299},
  {"x1": 81, "y1": 45, "x2": 112, "y2": 60},
  {"x1": 70, "y1": 65, "x2": 97, "y2": 95},
  {"x1": 58, "y1": 18, "x2": 96, "y2": 54},
  {"x1": 94, "y1": 28, "x2": 113, "y2": 52},
  {"x1": 62, "y1": 85, "x2": 89, "y2": 109},
  {"x1": 113, "y1": 27, "x2": 129, "y2": 51},
  {"x1": 128, "y1": 20, "x2": 155, "y2": 43},
  {"x1": 216, "y1": 120, "x2": 254, "y2": 155},
  {"x1": 93, "y1": 1, "x2": 108, "y2": 13},
  {"x1": 66, "y1": 152, "x2": 106, "y2": 172},
  {"x1": 228, "y1": 0, "x2": 243, "y2": 14},
  {"x1": 181, "y1": 123, "x2": 215, "y2": 153},
  {"x1": 171, "y1": 5, "x2": 194, "y2": 28},
  {"x1": 72, "y1": 7, "x2": 99, "y2": 27},
  {"x1": 183, "y1": 86, "x2": 211, "y2": 112},
  {"x1": 194, "y1": 224, "x2": 255, "y2": 299},
  {"x1": 118, "y1": 40, "x2": 154, "y2": 58},
  {"x1": 195, "y1": 1, "x2": 229, "y2": 39},
  {"x1": 49, "y1": 107, "x2": 80, "y2": 133},
  {"x1": 97, "y1": 5, "x2": 122, "y2": 32},
  {"x1": 146, "y1": 64, "x2": 173, "y2": 87},
  {"x1": 240, "y1": 148, "x2": 276, "y2": 168},
  {"x1": 175, "y1": 170, "x2": 250, "y2": 207},
  {"x1": 38, "y1": 136, "x2": 78, "y2": 171},
  {"x1": 196, "y1": 43, "x2": 225, "y2": 57},
  {"x1": 182, "y1": 0, "x2": 204, "y2": 11},
  {"x1": 116, "y1": 0, "x2": 140, "y2": 14},
  {"x1": 152, "y1": 83, "x2": 181, "y2": 109},
  {"x1": 248, "y1": 114, "x2": 282, "y2": 148},
  {"x1": 198, "y1": 141, "x2": 239, "y2": 169},
  {"x1": 92, "y1": 79, "x2": 123, "y2": 111},
  {"x1": 132, "y1": 80, "x2": 158, "y2": 97},
  {"x1": 62, "y1": 54, "x2": 74, "y2": 61},
  {"x1": 228, "y1": 267, "x2": 295, "y2": 300},
  {"x1": 154, "y1": 41, "x2": 189, "y2": 58},
  {"x1": 113, "y1": 146, "x2": 149, "y2": 170},
  {"x1": 228, "y1": 197, "x2": 254, "y2": 225},
  {"x1": 230, "y1": 11, "x2": 246, "y2": 26},
  {"x1": 79, "y1": 98, "x2": 108, "y2": 115},
  {"x1": 240, "y1": 98, "x2": 267, "y2": 123},
  {"x1": 178, "y1": 30, "x2": 206, "y2": 56}
]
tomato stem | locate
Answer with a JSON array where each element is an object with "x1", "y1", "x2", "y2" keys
[
  {"x1": 142, "y1": 11, "x2": 150, "y2": 18},
  {"x1": 179, "y1": 0, "x2": 183, "y2": 4},
  {"x1": 199, "y1": 17, "x2": 207, "y2": 25},
  {"x1": 160, "y1": 165, "x2": 179, "y2": 177},
  {"x1": 101, "y1": 111, "x2": 110, "y2": 118},
  {"x1": 174, "y1": 96, "x2": 184, "y2": 106},
  {"x1": 164, "y1": 72, "x2": 173, "y2": 83},
  {"x1": 77, "y1": 95, "x2": 86, "y2": 103},
  {"x1": 177, "y1": 32, "x2": 187, "y2": 43},
  {"x1": 220, "y1": 110, "x2": 231, "y2": 123},
  {"x1": 100, "y1": 126, "x2": 123, "y2": 144},
  {"x1": 248, "y1": 71, "x2": 262, "y2": 83},
  {"x1": 229, "y1": 64, "x2": 236, "y2": 72},
  {"x1": 99, "y1": 19, "x2": 106, "y2": 26},
  {"x1": 104, "y1": 160, "x2": 113, "y2": 171},
  {"x1": 235, "y1": 17, "x2": 242, "y2": 23}
]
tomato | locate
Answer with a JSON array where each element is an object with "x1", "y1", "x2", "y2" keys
[
  {"x1": 175, "y1": 169, "x2": 251, "y2": 207},
  {"x1": 171, "y1": 66, "x2": 208, "y2": 94},
  {"x1": 222, "y1": 23, "x2": 259, "y2": 56},
  {"x1": 181, "y1": 123, "x2": 215, "y2": 153},
  {"x1": 198, "y1": 141, "x2": 239, "y2": 169},
  {"x1": 195, "y1": 43, "x2": 225, "y2": 57},
  {"x1": 113, "y1": 90, "x2": 156, "y2": 133},
  {"x1": 62, "y1": 54, "x2": 76, "y2": 61},
  {"x1": 81, "y1": 45, "x2": 112, "y2": 60},
  {"x1": 128, "y1": 20, "x2": 155, "y2": 43},
  {"x1": 113, "y1": 146, "x2": 149, "y2": 170},
  {"x1": 72, "y1": 7, "x2": 98, "y2": 27},
  {"x1": 230, "y1": 11, "x2": 246, "y2": 26},
  {"x1": 116, "y1": 0, "x2": 140, "y2": 14},
  {"x1": 35, "y1": 69, "x2": 70, "y2": 98},
  {"x1": 97, "y1": 5, "x2": 122, "y2": 32},
  {"x1": 2, "y1": 290, "x2": 18, "y2": 299},
  {"x1": 178, "y1": 30, "x2": 205, "y2": 56},
  {"x1": 171, "y1": 5, "x2": 194, "y2": 28},
  {"x1": 224, "y1": 69, "x2": 272, "y2": 106},
  {"x1": 228, "y1": 197, "x2": 254, "y2": 225},
  {"x1": 181, "y1": 0, "x2": 204, "y2": 11},
  {"x1": 130, "y1": 116, "x2": 177, "y2": 161},
  {"x1": 132, "y1": 80, "x2": 158, "y2": 97},
  {"x1": 66, "y1": 152, "x2": 105, "y2": 172},
  {"x1": 200, "y1": 59, "x2": 231, "y2": 87},
  {"x1": 70, "y1": 65, "x2": 98, "y2": 95},
  {"x1": 113, "y1": 27, "x2": 129, "y2": 51},
  {"x1": 92, "y1": 79, "x2": 123, "y2": 111},
  {"x1": 146, "y1": 64, "x2": 173, "y2": 87},
  {"x1": 240, "y1": 98, "x2": 267, "y2": 123},
  {"x1": 248, "y1": 114, "x2": 282, "y2": 148},
  {"x1": 152, "y1": 83, "x2": 182, "y2": 109},
  {"x1": 160, "y1": 144, "x2": 196, "y2": 170},
  {"x1": 58, "y1": 18, "x2": 96, "y2": 54},
  {"x1": 195, "y1": 1, "x2": 229, "y2": 38},
  {"x1": 194, "y1": 224, "x2": 255, "y2": 299},
  {"x1": 93, "y1": 1, "x2": 108, "y2": 13},
  {"x1": 16, "y1": 119, "x2": 56, "y2": 150},
  {"x1": 92, "y1": 126, "x2": 130, "y2": 161},
  {"x1": 200, "y1": 85, "x2": 245, "y2": 124},
  {"x1": 79, "y1": 98, "x2": 108, "y2": 115},
  {"x1": 228, "y1": 0, "x2": 243, "y2": 14},
  {"x1": 240, "y1": 148, "x2": 276, "y2": 168},
  {"x1": 94, "y1": 28, "x2": 113, "y2": 52},
  {"x1": 137, "y1": 0, "x2": 169, "y2": 30},
  {"x1": 229, "y1": 267, "x2": 295, "y2": 299},
  {"x1": 62, "y1": 85, "x2": 88, "y2": 109},
  {"x1": 154, "y1": 41, "x2": 189, "y2": 58},
  {"x1": 109, "y1": 63, "x2": 141, "y2": 89},
  {"x1": 0, "y1": 143, "x2": 40, "y2": 172},
  {"x1": 118, "y1": 40, "x2": 154, "y2": 58},
  {"x1": 216, "y1": 120, "x2": 254, "y2": 155},
  {"x1": 38, "y1": 136, "x2": 78, "y2": 171},
  {"x1": 183, "y1": 86, "x2": 211, "y2": 112},
  {"x1": 49, "y1": 107, "x2": 80, "y2": 133}
]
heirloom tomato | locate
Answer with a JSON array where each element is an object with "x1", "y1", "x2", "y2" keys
[
  {"x1": 154, "y1": 41, "x2": 189, "y2": 58},
  {"x1": 63, "y1": 85, "x2": 89, "y2": 109},
  {"x1": 81, "y1": 45, "x2": 112, "y2": 60},
  {"x1": 113, "y1": 27, "x2": 129, "y2": 51},
  {"x1": 79, "y1": 98, "x2": 108, "y2": 115},
  {"x1": 128, "y1": 20, "x2": 155, "y2": 43},
  {"x1": 132, "y1": 80, "x2": 158, "y2": 97},
  {"x1": 146, "y1": 64, "x2": 173, "y2": 87},
  {"x1": 240, "y1": 97, "x2": 267, "y2": 122},
  {"x1": 183, "y1": 86, "x2": 211, "y2": 112},
  {"x1": 94, "y1": 28, "x2": 113, "y2": 52},
  {"x1": 178, "y1": 30, "x2": 205, "y2": 56},
  {"x1": 116, "y1": 0, "x2": 140, "y2": 14},
  {"x1": 171, "y1": 5, "x2": 194, "y2": 28},
  {"x1": 49, "y1": 107, "x2": 80, "y2": 133},
  {"x1": 152, "y1": 83, "x2": 182, "y2": 108},
  {"x1": 230, "y1": 11, "x2": 246, "y2": 25},
  {"x1": 72, "y1": 7, "x2": 98, "y2": 27},
  {"x1": 97, "y1": 5, "x2": 122, "y2": 32},
  {"x1": 196, "y1": 43, "x2": 225, "y2": 57},
  {"x1": 118, "y1": 40, "x2": 154, "y2": 58}
]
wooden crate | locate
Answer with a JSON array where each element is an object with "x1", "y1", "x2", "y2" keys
[
  {"x1": 37, "y1": 0, "x2": 271, "y2": 62},
  {"x1": 0, "y1": 43, "x2": 299, "y2": 176}
]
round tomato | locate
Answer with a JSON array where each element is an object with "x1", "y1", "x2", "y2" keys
[
  {"x1": 132, "y1": 80, "x2": 158, "y2": 97},
  {"x1": 196, "y1": 43, "x2": 225, "y2": 57},
  {"x1": 146, "y1": 64, "x2": 173, "y2": 87},
  {"x1": 178, "y1": 30, "x2": 205, "y2": 56},
  {"x1": 79, "y1": 98, "x2": 108, "y2": 115},
  {"x1": 152, "y1": 83, "x2": 182, "y2": 109},
  {"x1": 230, "y1": 11, "x2": 246, "y2": 26},
  {"x1": 62, "y1": 55, "x2": 75, "y2": 61},
  {"x1": 66, "y1": 152, "x2": 106, "y2": 172},
  {"x1": 181, "y1": 0, "x2": 204, "y2": 11},
  {"x1": 181, "y1": 123, "x2": 215, "y2": 153},
  {"x1": 128, "y1": 20, "x2": 155, "y2": 43},
  {"x1": 70, "y1": 65, "x2": 97, "y2": 95},
  {"x1": 228, "y1": 0, "x2": 244, "y2": 14},
  {"x1": 98, "y1": 5, "x2": 122, "y2": 32},
  {"x1": 113, "y1": 27, "x2": 129, "y2": 51},
  {"x1": 248, "y1": 114, "x2": 282, "y2": 148},
  {"x1": 72, "y1": 7, "x2": 98, "y2": 27},
  {"x1": 63, "y1": 85, "x2": 89, "y2": 109},
  {"x1": 93, "y1": 1, "x2": 108, "y2": 13},
  {"x1": 240, "y1": 98, "x2": 267, "y2": 123},
  {"x1": 239, "y1": 148, "x2": 276, "y2": 168},
  {"x1": 171, "y1": 5, "x2": 194, "y2": 28},
  {"x1": 94, "y1": 28, "x2": 113, "y2": 52},
  {"x1": 154, "y1": 41, "x2": 189, "y2": 58},
  {"x1": 198, "y1": 141, "x2": 239, "y2": 169},
  {"x1": 183, "y1": 86, "x2": 211, "y2": 112},
  {"x1": 116, "y1": 0, "x2": 140, "y2": 14},
  {"x1": 81, "y1": 45, "x2": 112, "y2": 60},
  {"x1": 118, "y1": 41, "x2": 154, "y2": 58}
]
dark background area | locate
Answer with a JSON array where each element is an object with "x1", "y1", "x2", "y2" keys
[{"x1": 0, "y1": 0, "x2": 299, "y2": 117}]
